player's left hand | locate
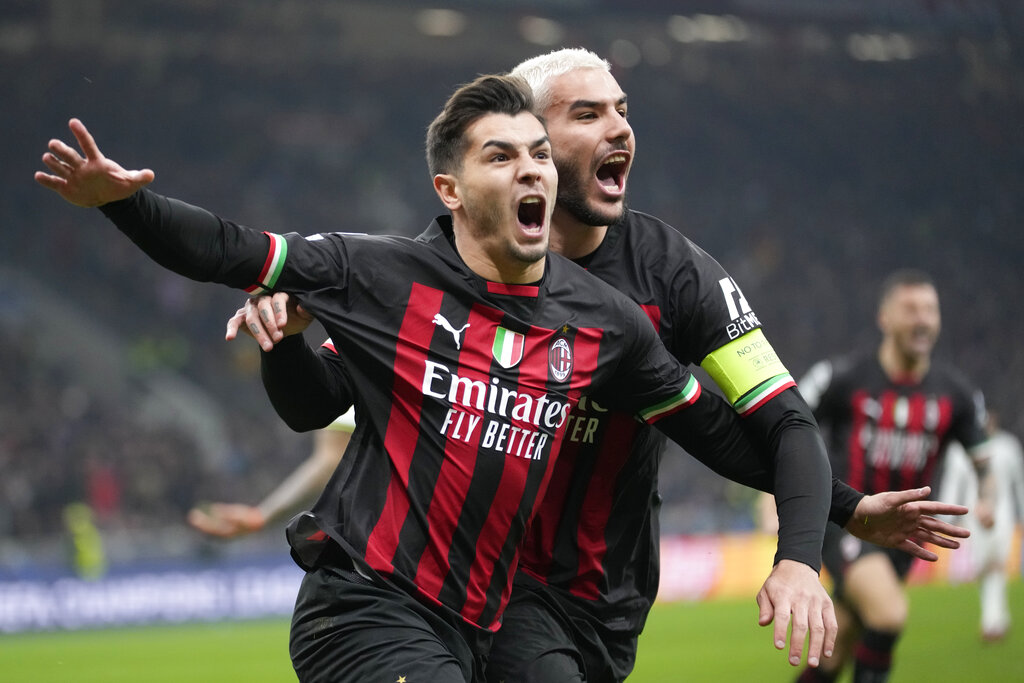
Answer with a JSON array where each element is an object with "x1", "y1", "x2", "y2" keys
[
  {"x1": 847, "y1": 486, "x2": 970, "y2": 561},
  {"x1": 756, "y1": 559, "x2": 836, "y2": 668}
]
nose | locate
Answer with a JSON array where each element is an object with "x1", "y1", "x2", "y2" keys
[
  {"x1": 518, "y1": 157, "x2": 543, "y2": 182},
  {"x1": 607, "y1": 112, "x2": 633, "y2": 143}
]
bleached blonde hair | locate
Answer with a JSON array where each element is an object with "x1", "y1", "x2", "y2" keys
[{"x1": 510, "y1": 48, "x2": 612, "y2": 112}]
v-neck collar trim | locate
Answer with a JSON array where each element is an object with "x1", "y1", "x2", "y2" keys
[{"x1": 418, "y1": 216, "x2": 550, "y2": 325}]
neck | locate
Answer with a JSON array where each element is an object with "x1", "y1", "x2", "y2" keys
[
  {"x1": 452, "y1": 232, "x2": 545, "y2": 285},
  {"x1": 549, "y1": 205, "x2": 608, "y2": 261},
  {"x1": 878, "y1": 339, "x2": 929, "y2": 382}
]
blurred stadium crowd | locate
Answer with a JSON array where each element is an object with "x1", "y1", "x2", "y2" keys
[{"x1": 2, "y1": 1, "x2": 1022, "y2": 571}]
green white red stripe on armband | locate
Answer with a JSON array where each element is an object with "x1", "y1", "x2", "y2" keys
[
  {"x1": 244, "y1": 232, "x2": 288, "y2": 294},
  {"x1": 639, "y1": 375, "x2": 701, "y2": 423},
  {"x1": 734, "y1": 372, "x2": 796, "y2": 416}
]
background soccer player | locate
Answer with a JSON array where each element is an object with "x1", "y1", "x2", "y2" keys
[
  {"x1": 938, "y1": 409, "x2": 1024, "y2": 643},
  {"x1": 794, "y1": 269, "x2": 996, "y2": 683}
]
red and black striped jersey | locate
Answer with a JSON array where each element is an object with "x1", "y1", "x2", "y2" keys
[
  {"x1": 101, "y1": 191, "x2": 705, "y2": 632},
  {"x1": 800, "y1": 349, "x2": 987, "y2": 494},
  {"x1": 515, "y1": 209, "x2": 784, "y2": 633}
]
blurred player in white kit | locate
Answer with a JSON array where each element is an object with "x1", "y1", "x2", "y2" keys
[{"x1": 939, "y1": 410, "x2": 1024, "y2": 641}]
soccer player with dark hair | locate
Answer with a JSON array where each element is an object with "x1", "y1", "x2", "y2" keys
[
  {"x1": 794, "y1": 268, "x2": 995, "y2": 683},
  {"x1": 35, "y1": 74, "x2": 835, "y2": 683}
]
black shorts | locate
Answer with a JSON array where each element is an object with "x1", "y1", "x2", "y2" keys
[
  {"x1": 485, "y1": 582, "x2": 638, "y2": 683},
  {"x1": 821, "y1": 522, "x2": 915, "y2": 601},
  {"x1": 289, "y1": 546, "x2": 491, "y2": 683}
]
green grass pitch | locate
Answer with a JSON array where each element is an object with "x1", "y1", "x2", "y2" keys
[
  {"x1": 1, "y1": 581, "x2": 1019, "y2": 682},
  {"x1": 633, "y1": 580, "x2": 1022, "y2": 682}
]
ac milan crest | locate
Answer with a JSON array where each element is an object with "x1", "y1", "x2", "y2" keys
[{"x1": 548, "y1": 337, "x2": 573, "y2": 381}]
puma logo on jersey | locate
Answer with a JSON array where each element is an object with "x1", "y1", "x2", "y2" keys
[{"x1": 432, "y1": 313, "x2": 470, "y2": 349}]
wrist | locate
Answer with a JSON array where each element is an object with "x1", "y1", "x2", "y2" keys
[
  {"x1": 263, "y1": 332, "x2": 305, "y2": 354},
  {"x1": 774, "y1": 558, "x2": 819, "y2": 575},
  {"x1": 248, "y1": 506, "x2": 270, "y2": 530},
  {"x1": 847, "y1": 494, "x2": 871, "y2": 529},
  {"x1": 773, "y1": 552, "x2": 822, "y2": 575}
]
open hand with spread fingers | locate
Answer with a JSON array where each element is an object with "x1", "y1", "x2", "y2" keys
[
  {"x1": 34, "y1": 118, "x2": 154, "y2": 207},
  {"x1": 848, "y1": 486, "x2": 970, "y2": 562}
]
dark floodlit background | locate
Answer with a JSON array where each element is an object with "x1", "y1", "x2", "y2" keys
[{"x1": 2, "y1": 0, "x2": 1022, "y2": 575}]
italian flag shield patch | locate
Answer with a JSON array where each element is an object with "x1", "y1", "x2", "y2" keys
[{"x1": 492, "y1": 326, "x2": 525, "y2": 368}]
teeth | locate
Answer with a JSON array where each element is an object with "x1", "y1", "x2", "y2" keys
[
  {"x1": 522, "y1": 197, "x2": 541, "y2": 204},
  {"x1": 603, "y1": 153, "x2": 627, "y2": 165}
]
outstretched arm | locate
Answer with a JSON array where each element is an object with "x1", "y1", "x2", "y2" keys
[
  {"x1": 36, "y1": 119, "x2": 291, "y2": 290},
  {"x1": 188, "y1": 425, "x2": 351, "y2": 537},
  {"x1": 653, "y1": 389, "x2": 835, "y2": 669},
  {"x1": 761, "y1": 486, "x2": 970, "y2": 561},
  {"x1": 732, "y1": 390, "x2": 835, "y2": 670},
  {"x1": 661, "y1": 387, "x2": 966, "y2": 666}
]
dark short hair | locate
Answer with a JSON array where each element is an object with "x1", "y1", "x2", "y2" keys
[
  {"x1": 425, "y1": 74, "x2": 538, "y2": 177},
  {"x1": 879, "y1": 268, "x2": 935, "y2": 306}
]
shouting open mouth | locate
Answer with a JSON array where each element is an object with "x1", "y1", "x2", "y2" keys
[
  {"x1": 517, "y1": 195, "x2": 546, "y2": 237},
  {"x1": 596, "y1": 151, "x2": 629, "y2": 196}
]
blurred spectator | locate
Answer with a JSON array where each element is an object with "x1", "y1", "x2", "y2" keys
[{"x1": 2, "y1": 2, "x2": 1021, "y2": 566}]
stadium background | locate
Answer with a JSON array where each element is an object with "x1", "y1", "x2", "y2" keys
[{"x1": 1, "y1": 0, "x2": 1021, "y2": 642}]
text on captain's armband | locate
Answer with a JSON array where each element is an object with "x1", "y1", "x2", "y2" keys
[
  {"x1": 733, "y1": 336, "x2": 778, "y2": 369},
  {"x1": 726, "y1": 312, "x2": 761, "y2": 340}
]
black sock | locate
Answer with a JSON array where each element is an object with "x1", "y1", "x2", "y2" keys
[
  {"x1": 852, "y1": 628, "x2": 899, "y2": 683},
  {"x1": 795, "y1": 666, "x2": 837, "y2": 682}
]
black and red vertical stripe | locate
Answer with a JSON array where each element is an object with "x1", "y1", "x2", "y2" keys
[{"x1": 358, "y1": 282, "x2": 604, "y2": 630}]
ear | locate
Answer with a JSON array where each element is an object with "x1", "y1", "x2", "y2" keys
[{"x1": 433, "y1": 174, "x2": 461, "y2": 211}]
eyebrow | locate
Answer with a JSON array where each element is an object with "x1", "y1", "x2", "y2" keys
[
  {"x1": 567, "y1": 95, "x2": 628, "y2": 111},
  {"x1": 481, "y1": 135, "x2": 550, "y2": 152}
]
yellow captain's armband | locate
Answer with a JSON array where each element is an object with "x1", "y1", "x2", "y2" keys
[{"x1": 700, "y1": 329, "x2": 795, "y2": 414}]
